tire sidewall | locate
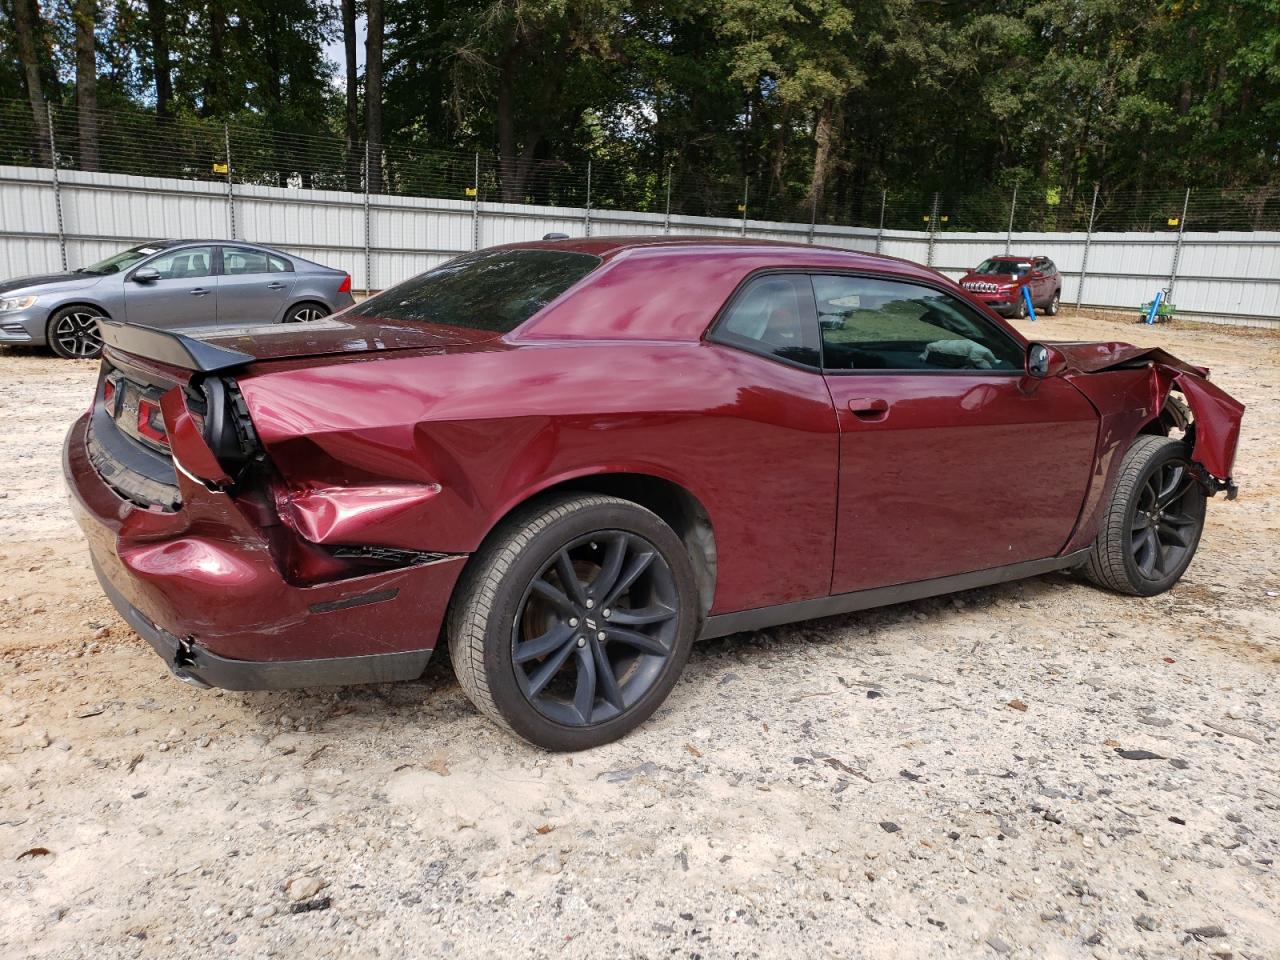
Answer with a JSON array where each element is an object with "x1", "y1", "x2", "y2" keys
[
  {"x1": 479, "y1": 500, "x2": 699, "y2": 751},
  {"x1": 47, "y1": 307, "x2": 104, "y2": 360},
  {"x1": 1119, "y1": 443, "x2": 1207, "y2": 596},
  {"x1": 1015, "y1": 294, "x2": 1028, "y2": 319},
  {"x1": 1046, "y1": 290, "x2": 1060, "y2": 315}
]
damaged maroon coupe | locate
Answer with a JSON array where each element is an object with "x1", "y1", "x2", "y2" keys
[{"x1": 64, "y1": 237, "x2": 1245, "y2": 750}]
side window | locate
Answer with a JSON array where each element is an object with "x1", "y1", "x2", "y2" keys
[
  {"x1": 142, "y1": 246, "x2": 213, "y2": 280},
  {"x1": 1044, "y1": 260, "x2": 1058, "y2": 277},
  {"x1": 222, "y1": 247, "x2": 273, "y2": 276},
  {"x1": 813, "y1": 274, "x2": 1023, "y2": 372},
  {"x1": 711, "y1": 274, "x2": 820, "y2": 368},
  {"x1": 268, "y1": 254, "x2": 292, "y2": 273}
]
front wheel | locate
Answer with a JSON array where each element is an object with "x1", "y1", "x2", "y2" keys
[
  {"x1": 448, "y1": 494, "x2": 699, "y2": 750},
  {"x1": 1083, "y1": 435, "x2": 1207, "y2": 596},
  {"x1": 47, "y1": 306, "x2": 106, "y2": 359}
]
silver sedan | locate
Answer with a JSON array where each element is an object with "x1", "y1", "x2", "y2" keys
[{"x1": 0, "y1": 240, "x2": 356, "y2": 359}]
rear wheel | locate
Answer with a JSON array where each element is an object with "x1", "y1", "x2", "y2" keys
[
  {"x1": 1083, "y1": 435, "x2": 1207, "y2": 596},
  {"x1": 448, "y1": 494, "x2": 698, "y2": 750},
  {"x1": 47, "y1": 306, "x2": 106, "y2": 359},
  {"x1": 1044, "y1": 289, "x2": 1060, "y2": 315},
  {"x1": 284, "y1": 302, "x2": 329, "y2": 323}
]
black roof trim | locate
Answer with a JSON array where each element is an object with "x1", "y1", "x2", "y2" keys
[{"x1": 99, "y1": 320, "x2": 255, "y2": 373}]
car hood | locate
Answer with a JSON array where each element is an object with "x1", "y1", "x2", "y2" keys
[
  {"x1": 185, "y1": 315, "x2": 501, "y2": 362},
  {"x1": 0, "y1": 271, "x2": 103, "y2": 295}
]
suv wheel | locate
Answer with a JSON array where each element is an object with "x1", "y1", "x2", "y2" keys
[
  {"x1": 1045, "y1": 289, "x2": 1061, "y2": 316},
  {"x1": 47, "y1": 306, "x2": 106, "y2": 359},
  {"x1": 1083, "y1": 435, "x2": 1207, "y2": 596},
  {"x1": 448, "y1": 494, "x2": 699, "y2": 750},
  {"x1": 1015, "y1": 293, "x2": 1029, "y2": 319}
]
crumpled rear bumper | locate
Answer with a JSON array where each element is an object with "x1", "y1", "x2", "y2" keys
[{"x1": 64, "y1": 412, "x2": 468, "y2": 687}]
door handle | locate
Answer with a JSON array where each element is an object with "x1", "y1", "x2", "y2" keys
[
  {"x1": 848, "y1": 397, "x2": 889, "y2": 419},
  {"x1": 266, "y1": 281, "x2": 287, "y2": 290},
  {"x1": 189, "y1": 287, "x2": 211, "y2": 297}
]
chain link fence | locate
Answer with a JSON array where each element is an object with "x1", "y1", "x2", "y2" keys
[{"x1": 3, "y1": 97, "x2": 1279, "y2": 235}]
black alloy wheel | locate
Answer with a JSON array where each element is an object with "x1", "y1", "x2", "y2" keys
[{"x1": 47, "y1": 307, "x2": 105, "y2": 359}]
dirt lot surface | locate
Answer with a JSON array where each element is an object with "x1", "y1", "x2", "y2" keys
[{"x1": 1, "y1": 311, "x2": 1277, "y2": 960}]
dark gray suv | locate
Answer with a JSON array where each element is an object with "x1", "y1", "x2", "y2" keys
[{"x1": 0, "y1": 240, "x2": 355, "y2": 359}]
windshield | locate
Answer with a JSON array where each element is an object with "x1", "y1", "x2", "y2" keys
[
  {"x1": 974, "y1": 258, "x2": 1030, "y2": 277},
  {"x1": 347, "y1": 248, "x2": 602, "y2": 333},
  {"x1": 81, "y1": 244, "x2": 165, "y2": 275}
]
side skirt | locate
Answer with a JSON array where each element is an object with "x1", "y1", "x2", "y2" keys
[{"x1": 698, "y1": 550, "x2": 1090, "y2": 641}]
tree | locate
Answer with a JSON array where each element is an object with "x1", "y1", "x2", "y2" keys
[
  {"x1": 342, "y1": 0, "x2": 360, "y2": 190},
  {"x1": 12, "y1": 0, "x2": 50, "y2": 163},
  {"x1": 366, "y1": 0, "x2": 383, "y2": 192},
  {"x1": 145, "y1": 0, "x2": 171, "y2": 117},
  {"x1": 73, "y1": 0, "x2": 99, "y2": 170}
]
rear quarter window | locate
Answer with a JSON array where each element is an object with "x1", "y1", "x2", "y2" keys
[{"x1": 347, "y1": 248, "x2": 602, "y2": 332}]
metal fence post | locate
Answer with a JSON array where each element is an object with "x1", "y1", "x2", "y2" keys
[
  {"x1": 583, "y1": 160, "x2": 592, "y2": 237},
  {"x1": 223, "y1": 123, "x2": 236, "y2": 240},
  {"x1": 1167, "y1": 187, "x2": 1191, "y2": 303},
  {"x1": 740, "y1": 178, "x2": 748, "y2": 237},
  {"x1": 471, "y1": 153, "x2": 480, "y2": 251},
  {"x1": 363, "y1": 141, "x2": 372, "y2": 294},
  {"x1": 926, "y1": 192, "x2": 940, "y2": 267},
  {"x1": 1076, "y1": 183, "x2": 1099, "y2": 309},
  {"x1": 808, "y1": 190, "x2": 817, "y2": 244},
  {"x1": 1004, "y1": 184, "x2": 1018, "y2": 255},
  {"x1": 663, "y1": 165, "x2": 672, "y2": 234},
  {"x1": 875, "y1": 188, "x2": 886, "y2": 255},
  {"x1": 47, "y1": 102, "x2": 67, "y2": 270}
]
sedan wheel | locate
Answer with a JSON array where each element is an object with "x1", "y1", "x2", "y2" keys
[
  {"x1": 47, "y1": 307, "x2": 106, "y2": 359},
  {"x1": 1083, "y1": 435, "x2": 1206, "y2": 596},
  {"x1": 449, "y1": 494, "x2": 698, "y2": 750},
  {"x1": 285, "y1": 303, "x2": 328, "y2": 323}
]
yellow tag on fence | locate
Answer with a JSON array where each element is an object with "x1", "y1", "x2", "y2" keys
[
  {"x1": 212, "y1": 162, "x2": 229, "y2": 174},
  {"x1": 1167, "y1": 217, "x2": 1179, "y2": 226},
  {"x1": 465, "y1": 187, "x2": 477, "y2": 197},
  {"x1": 737, "y1": 204, "x2": 746, "y2": 212}
]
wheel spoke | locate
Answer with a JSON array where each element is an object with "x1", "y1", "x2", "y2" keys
[
  {"x1": 555, "y1": 549, "x2": 588, "y2": 607},
  {"x1": 588, "y1": 534, "x2": 627, "y2": 602},
  {"x1": 1158, "y1": 519, "x2": 1193, "y2": 548},
  {"x1": 591, "y1": 638, "x2": 625, "y2": 711},
  {"x1": 1158, "y1": 476, "x2": 1194, "y2": 509},
  {"x1": 1135, "y1": 527, "x2": 1159, "y2": 577},
  {"x1": 531, "y1": 578, "x2": 576, "y2": 616},
  {"x1": 602, "y1": 549, "x2": 655, "y2": 609},
  {"x1": 526, "y1": 637, "x2": 577, "y2": 697},
  {"x1": 1130, "y1": 512, "x2": 1150, "y2": 532},
  {"x1": 514, "y1": 622, "x2": 573, "y2": 664},
  {"x1": 604, "y1": 624, "x2": 669, "y2": 657},
  {"x1": 572, "y1": 645, "x2": 597, "y2": 723},
  {"x1": 607, "y1": 603, "x2": 676, "y2": 626}
]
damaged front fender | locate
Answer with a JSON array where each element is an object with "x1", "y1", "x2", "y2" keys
[{"x1": 1055, "y1": 340, "x2": 1244, "y2": 491}]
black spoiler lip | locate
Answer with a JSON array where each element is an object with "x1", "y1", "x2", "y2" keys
[{"x1": 99, "y1": 320, "x2": 254, "y2": 373}]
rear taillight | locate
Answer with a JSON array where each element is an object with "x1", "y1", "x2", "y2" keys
[
  {"x1": 338, "y1": 274, "x2": 352, "y2": 293},
  {"x1": 102, "y1": 380, "x2": 115, "y2": 406},
  {"x1": 136, "y1": 398, "x2": 169, "y2": 446}
]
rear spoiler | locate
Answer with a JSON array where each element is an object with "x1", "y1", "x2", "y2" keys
[{"x1": 99, "y1": 320, "x2": 254, "y2": 373}]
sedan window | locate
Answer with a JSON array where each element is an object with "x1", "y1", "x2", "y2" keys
[
  {"x1": 222, "y1": 247, "x2": 291, "y2": 276},
  {"x1": 710, "y1": 274, "x2": 820, "y2": 368},
  {"x1": 813, "y1": 275, "x2": 1023, "y2": 372},
  {"x1": 140, "y1": 246, "x2": 214, "y2": 280}
]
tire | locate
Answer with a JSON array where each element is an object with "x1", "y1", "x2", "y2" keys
[
  {"x1": 447, "y1": 494, "x2": 699, "y2": 751},
  {"x1": 1083, "y1": 435, "x2": 1207, "y2": 596},
  {"x1": 283, "y1": 301, "x2": 329, "y2": 323},
  {"x1": 1014, "y1": 293, "x2": 1028, "y2": 319},
  {"x1": 46, "y1": 306, "x2": 106, "y2": 359},
  {"x1": 1160, "y1": 394, "x2": 1191, "y2": 438},
  {"x1": 1045, "y1": 288, "x2": 1060, "y2": 316}
]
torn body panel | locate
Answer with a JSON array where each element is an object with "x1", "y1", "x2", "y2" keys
[{"x1": 1058, "y1": 341, "x2": 1244, "y2": 554}]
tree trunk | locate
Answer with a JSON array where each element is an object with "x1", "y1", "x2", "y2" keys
[
  {"x1": 365, "y1": 0, "x2": 384, "y2": 194},
  {"x1": 807, "y1": 99, "x2": 837, "y2": 215},
  {"x1": 146, "y1": 0, "x2": 172, "y2": 118},
  {"x1": 13, "y1": 0, "x2": 51, "y2": 165},
  {"x1": 341, "y1": 0, "x2": 360, "y2": 191},
  {"x1": 201, "y1": 3, "x2": 228, "y2": 117},
  {"x1": 74, "y1": 0, "x2": 99, "y2": 171},
  {"x1": 496, "y1": 50, "x2": 520, "y2": 202}
]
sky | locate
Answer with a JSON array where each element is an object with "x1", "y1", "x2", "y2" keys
[{"x1": 322, "y1": 12, "x2": 367, "y2": 85}]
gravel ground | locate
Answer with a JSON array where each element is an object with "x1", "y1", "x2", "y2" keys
[{"x1": 1, "y1": 310, "x2": 1277, "y2": 960}]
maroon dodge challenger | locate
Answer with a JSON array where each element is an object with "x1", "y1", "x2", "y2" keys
[{"x1": 64, "y1": 237, "x2": 1245, "y2": 750}]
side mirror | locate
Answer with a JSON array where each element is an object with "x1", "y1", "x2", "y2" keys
[
  {"x1": 132, "y1": 268, "x2": 160, "y2": 283},
  {"x1": 1026, "y1": 342, "x2": 1067, "y2": 379}
]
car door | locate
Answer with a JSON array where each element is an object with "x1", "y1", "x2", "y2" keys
[
  {"x1": 814, "y1": 272, "x2": 1098, "y2": 595},
  {"x1": 1030, "y1": 257, "x2": 1052, "y2": 305},
  {"x1": 123, "y1": 245, "x2": 217, "y2": 328},
  {"x1": 216, "y1": 246, "x2": 297, "y2": 323}
]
